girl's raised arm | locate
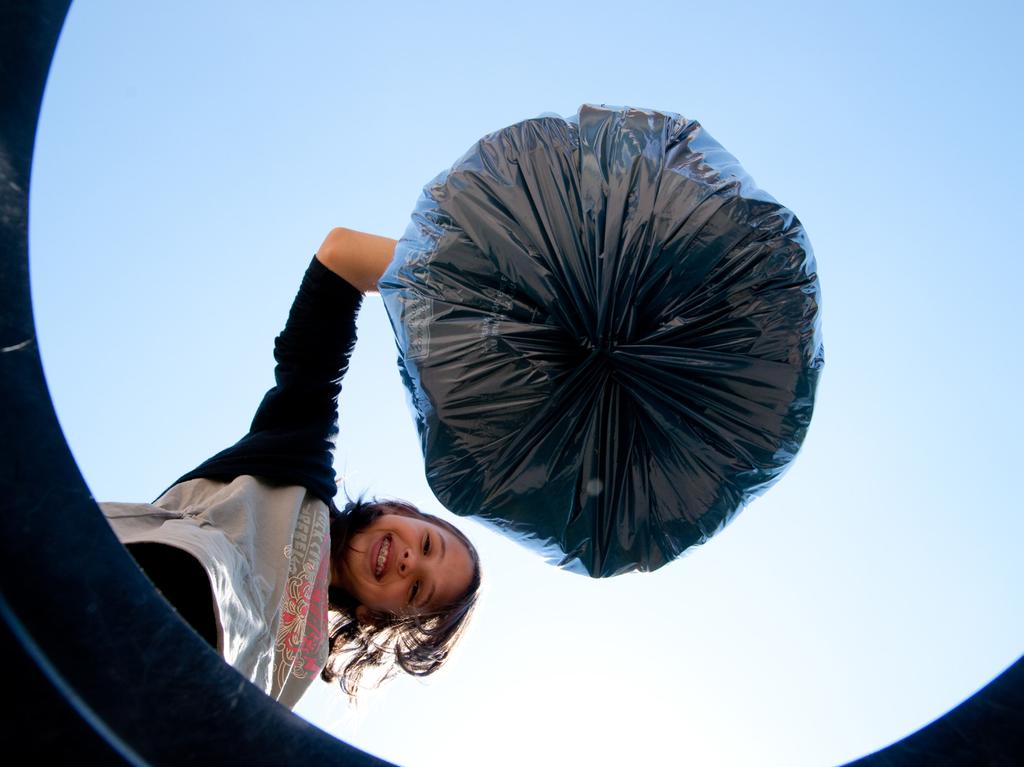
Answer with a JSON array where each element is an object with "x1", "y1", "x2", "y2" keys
[{"x1": 316, "y1": 227, "x2": 397, "y2": 293}]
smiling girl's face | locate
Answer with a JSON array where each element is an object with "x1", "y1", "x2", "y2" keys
[{"x1": 332, "y1": 508, "x2": 475, "y2": 622}]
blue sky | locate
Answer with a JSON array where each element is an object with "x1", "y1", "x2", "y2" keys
[{"x1": 29, "y1": 2, "x2": 1023, "y2": 765}]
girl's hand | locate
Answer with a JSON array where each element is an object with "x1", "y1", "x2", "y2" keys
[{"x1": 315, "y1": 227, "x2": 398, "y2": 293}]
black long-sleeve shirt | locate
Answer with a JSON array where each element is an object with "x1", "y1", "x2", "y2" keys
[{"x1": 172, "y1": 257, "x2": 362, "y2": 504}]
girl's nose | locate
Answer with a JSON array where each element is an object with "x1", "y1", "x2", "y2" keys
[{"x1": 398, "y1": 548, "x2": 415, "y2": 575}]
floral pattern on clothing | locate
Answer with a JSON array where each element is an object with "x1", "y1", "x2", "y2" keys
[{"x1": 274, "y1": 506, "x2": 329, "y2": 689}]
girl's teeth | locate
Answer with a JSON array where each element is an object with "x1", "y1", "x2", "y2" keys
[{"x1": 375, "y1": 535, "x2": 391, "y2": 577}]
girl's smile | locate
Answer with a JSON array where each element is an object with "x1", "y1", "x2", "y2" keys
[{"x1": 371, "y1": 534, "x2": 392, "y2": 579}]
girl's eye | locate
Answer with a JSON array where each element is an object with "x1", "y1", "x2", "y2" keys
[
  {"x1": 423, "y1": 534, "x2": 431, "y2": 555},
  {"x1": 409, "y1": 581, "x2": 421, "y2": 605}
]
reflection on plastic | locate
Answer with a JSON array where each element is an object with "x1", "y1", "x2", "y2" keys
[{"x1": 381, "y1": 104, "x2": 823, "y2": 577}]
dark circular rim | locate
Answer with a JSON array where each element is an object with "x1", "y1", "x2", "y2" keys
[{"x1": 0, "y1": 3, "x2": 387, "y2": 764}]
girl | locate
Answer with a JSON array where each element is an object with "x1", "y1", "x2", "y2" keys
[{"x1": 101, "y1": 228, "x2": 480, "y2": 706}]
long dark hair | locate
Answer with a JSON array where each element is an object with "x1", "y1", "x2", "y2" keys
[{"x1": 321, "y1": 496, "x2": 481, "y2": 698}]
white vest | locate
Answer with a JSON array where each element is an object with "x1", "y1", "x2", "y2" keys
[{"x1": 102, "y1": 475, "x2": 330, "y2": 709}]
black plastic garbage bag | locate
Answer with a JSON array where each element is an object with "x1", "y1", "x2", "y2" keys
[{"x1": 380, "y1": 104, "x2": 823, "y2": 577}]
